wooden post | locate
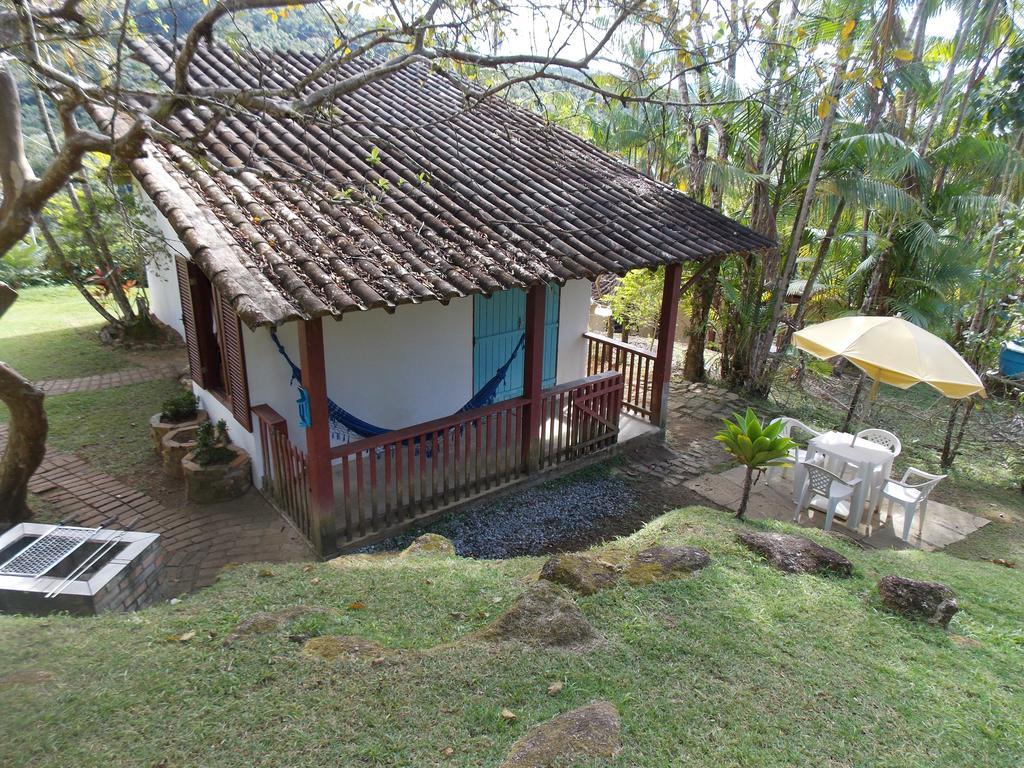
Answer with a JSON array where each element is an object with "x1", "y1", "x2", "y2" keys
[
  {"x1": 651, "y1": 263, "x2": 683, "y2": 430},
  {"x1": 521, "y1": 284, "x2": 546, "y2": 472},
  {"x1": 298, "y1": 317, "x2": 337, "y2": 555}
]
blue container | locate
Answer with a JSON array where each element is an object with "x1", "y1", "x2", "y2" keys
[{"x1": 999, "y1": 339, "x2": 1024, "y2": 377}]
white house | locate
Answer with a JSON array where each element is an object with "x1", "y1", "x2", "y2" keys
[{"x1": 123, "y1": 38, "x2": 772, "y2": 554}]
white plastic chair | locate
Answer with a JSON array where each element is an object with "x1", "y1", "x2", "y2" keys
[
  {"x1": 880, "y1": 468, "x2": 946, "y2": 542},
  {"x1": 855, "y1": 428, "x2": 902, "y2": 458},
  {"x1": 768, "y1": 418, "x2": 823, "y2": 481},
  {"x1": 794, "y1": 463, "x2": 861, "y2": 532}
]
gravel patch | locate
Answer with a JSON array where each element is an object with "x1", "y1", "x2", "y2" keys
[{"x1": 360, "y1": 468, "x2": 639, "y2": 559}]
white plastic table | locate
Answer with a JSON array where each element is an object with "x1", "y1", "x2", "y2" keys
[{"x1": 793, "y1": 431, "x2": 896, "y2": 530}]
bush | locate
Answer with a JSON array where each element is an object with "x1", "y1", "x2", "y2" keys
[
  {"x1": 192, "y1": 420, "x2": 235, "y2": 467},
  {"x1": 0, "y1": 241, "x2": 56, "y2": 288},
  {"x1": 714, "y1": 409, "x2": 796, "y2": 520},
  {"x1": 160, "y1": 391, "x2": 199, "y2": 423}
]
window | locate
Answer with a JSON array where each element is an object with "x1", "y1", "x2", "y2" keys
[{"x1": 176, "y1": 257, "x2": 251, "y2": 430}]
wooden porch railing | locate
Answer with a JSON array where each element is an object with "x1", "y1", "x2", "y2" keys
[
  {"x1": 253, "y1": 405, "x2": 313, "y2": 542},
  {"x1": 538, "y1": 371, "x2": 624, "y2": 468},
  {"x1": 584, "y1": 332, "x2": 656, "y2": 421},
  {"x1": 330, "y1": 397, "x2": 529, "y2": 544}
]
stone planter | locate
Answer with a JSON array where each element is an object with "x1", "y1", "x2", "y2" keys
[
  {"x1": 150, "y1": 410, "x2": 207, "y2": 456},
  {"x1": 161, "y1": 425, "x2": 201, "y2": 478},
  {"x1": 182, "y1": 445, "x2": 252, "y2": 504}
]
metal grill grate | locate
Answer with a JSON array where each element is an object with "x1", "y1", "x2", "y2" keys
[{"x1": 0, "y1": 526, "x2": 101, "y2": 578}]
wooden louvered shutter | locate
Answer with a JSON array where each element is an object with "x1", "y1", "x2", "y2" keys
[
  {"x1": 175, "y1": 256, "x2": 206, "y2": 388},
  {"x1": 214, "y1": 290, "x2": 252, "y2": 431}
]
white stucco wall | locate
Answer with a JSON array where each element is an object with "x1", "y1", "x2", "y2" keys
[
  {"x1": 556, "y1": 279, "x2": 590, "y2": 385},
  {"x1": 139, "y1": 190, "x2": 186, "y2": 340}
]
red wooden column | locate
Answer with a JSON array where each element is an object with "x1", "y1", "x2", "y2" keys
[
  {"x1": 521, "y1": 284, "x2": 547, "y2": 472},
  {"x1": 298, "y1": 317, "x2": 337, "y2": 555},
  {"x1": 651, "y1": 263, "x2": 683, "y2": 430}
]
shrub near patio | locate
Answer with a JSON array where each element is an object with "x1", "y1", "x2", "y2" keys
[{"x1": 1, "y1": 507, "x2": 1021, "y2": 768}]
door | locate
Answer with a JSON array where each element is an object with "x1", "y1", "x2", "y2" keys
[{"x1": 473, "y1": 284, "x2": 559, "y2": 401}]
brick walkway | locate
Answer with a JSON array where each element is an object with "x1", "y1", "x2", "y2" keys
[
  {"x1": 37, "y1": 363, "x2": 185, "y2": 395},
  {"x1": 2, "y1": 426, "x2": 312, "y2": 596}
]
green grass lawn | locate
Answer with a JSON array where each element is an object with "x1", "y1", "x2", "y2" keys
[
  {"x1": 0, "y1": 378, "x2": 181, "y2": 478},
  {"x1": 0, "y1": 285, "x2": 134, "y2": 380},
  {"x1": 1, "y1": 507, "x2": 1021, "y2": 767}
]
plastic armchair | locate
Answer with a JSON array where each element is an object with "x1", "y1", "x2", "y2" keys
[
  {"x1": 880, "y1": 467, "x2": 946, "y2": 542},
  {"x1": 855, "y1": 428, "x2": 902, "y2": 457},
  {"x1": 794, "y1": 462, "x2": 861, "y2": 532},
  {"x1": 768, "y1": 418, "x2": 823, "y2": 481}
]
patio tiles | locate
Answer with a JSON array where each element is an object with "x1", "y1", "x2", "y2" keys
[{"x1": 684, "y1": 466, "x2": 990, "y2": 552}]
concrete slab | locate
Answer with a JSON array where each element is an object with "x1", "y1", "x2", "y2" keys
[{"x1": 685, "y1": 466, "x2": 989, "y2": 552}]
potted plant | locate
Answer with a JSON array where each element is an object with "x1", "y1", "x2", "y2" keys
[
  {"x1": 150, "y1": 391, "x2": 206, "y2": 455},
  {"x1": 181, "y1": 420, "x2": 252, "y2": 504},
  {"x1": 714, "y1": 409, "x2": 797, "y2": 520}
]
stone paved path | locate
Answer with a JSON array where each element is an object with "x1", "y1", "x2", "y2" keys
[
  {"x1": 37, "y1": 363, "x2": 185, "y2": 395},
  {"x1": 621, "y1": 378, "x2": 772, "y2": 485},
  {"x1": 2, "y1": 426, "x2": 311, "y2": 596}
]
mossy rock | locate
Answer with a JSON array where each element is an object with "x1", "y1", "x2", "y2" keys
[
  {"x1": 737, "y1": 530, "x2": 852, "y2": 578},
  {"x1": 622, "y1": 545, "x2": 711, "y2": 586},
  {"x1": 476, "y1": 582, "x2": 601, "y2": 650},
  {"x1": 399, "y1": 533, "x2": 456, "y2": 558},
  {"x1": 499, "y1": 701, "x2": 621, "y2": 768},
  {"x1": 539, "y1": 553, "x2": 620, "y2": 595},
  {"x1": 301, "y1": 635, "x2": 388, "y2": 662},
  {"x1": 222, "y1": 606, "x2": 314, "y2": 646},
  {"x1": 878, "y1": 575, "x2": 959, "y2": 628}
]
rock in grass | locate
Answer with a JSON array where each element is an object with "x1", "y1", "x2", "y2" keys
[
  {"x1": 737, "y1": 530, "x2": 852, "y2": 578},
  {"x1": 223, "y1": 606, "x2": 313, "y2": 646},
  {"x1": 399, "y1": 533, "x2": 457, "y2": 558},
  {"x1": 539, "y1": 553, "x2": 620, "y2": 595},
  {"x1": 477, "y1": 582, "x2": 600, "y2": 650},
  {"x1": 878, "y1": 575, "x2": 959, "y2": 628},
  {"x1": 498, "y1": 701, "x2": 621, "y2": 768},
  {"x1": 622, "y1": 545, "x2": 710, "y2": 585},
  {"x1": 301, "y1": 635, "x2": 388, "y2": 662}
]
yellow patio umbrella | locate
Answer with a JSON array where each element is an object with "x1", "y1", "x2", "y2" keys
[{"x1": 793, "y1": 315, "x2": 985, "y2": 407}]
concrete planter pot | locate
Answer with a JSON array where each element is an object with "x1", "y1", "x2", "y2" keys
[
  {"x1": 181, "y1": 445, "x2": 252, "y2": 504},
  {"x1": 161, "y1": 424, "x2": 201, "y2": 478},
  {"x1": 150, "y1": 410, "x2": 207, "y2": 456}
]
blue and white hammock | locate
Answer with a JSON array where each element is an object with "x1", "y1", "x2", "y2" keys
[{"x1": 269, "y1": 328, "x2": 524, "y2": 445}]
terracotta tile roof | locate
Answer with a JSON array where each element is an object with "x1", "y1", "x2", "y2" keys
[{"x1": 128, "y1": 38, "x2": 774, "y2": 327}]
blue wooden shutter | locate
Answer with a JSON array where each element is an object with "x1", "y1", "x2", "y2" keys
[{"x1": 474, "y1": 285, "x2": 560, "y2": 401}]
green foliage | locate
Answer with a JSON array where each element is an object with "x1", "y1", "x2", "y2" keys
[
  {"x1": 608, "y1": 268, "x2": 664, "y2": 334},
  {"x1": 159, "y1": 391, "x2": 198, "y2": 424},
  {"x1": 0, "y1": 241, "x2": 54, "y2": 288},
  {"x1": 715, "y1": 409, "x2": 796, "y2": 472},
  {"x1": 192, "y1": 419, "x2": 234, "y2": 467}
]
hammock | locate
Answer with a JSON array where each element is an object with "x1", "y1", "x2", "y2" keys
[{"x1": 269, "y1": 328, "x2": 525, "y2": 443}]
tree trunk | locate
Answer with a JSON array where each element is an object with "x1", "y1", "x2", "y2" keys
[
  {"x1": 842, "y1": 374, "x2": 867, "y2": 432},
  {"x1": 682, "y1": 258, "x2": 721, "y2": 381},
  {"x1": 737, "y1": 465, "x2": 754, "y2": 520},
  {"x1": 0, "y1": 361, "x2": 47, "y2": 524}
]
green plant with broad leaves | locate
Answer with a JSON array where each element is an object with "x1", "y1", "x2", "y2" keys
[{"x1": 715, "y1": 409, "x2": 797, "y2": 520}]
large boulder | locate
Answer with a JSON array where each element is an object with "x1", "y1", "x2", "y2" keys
[
  {"x1": 878, "y1": 575, "x2": 959, "y2": 628},
  {"x1": 477, "y1": 582, "x2": 601, "y2": 650},
  {"x1": 498, "y1": 701, "x2": 621, "y2": 768},
  {"x1": 622, "y1": 545, "x2": 711, "y2": 585},
  {"x1": 737, "y1": 530, "x2": 852, "y2": 578},
  {"x1": 539, "y1": 553, "x2": 620, "y2": 595},
  {"x1": 399, "y1": 533, "x2": 456, "y2": 558}
]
